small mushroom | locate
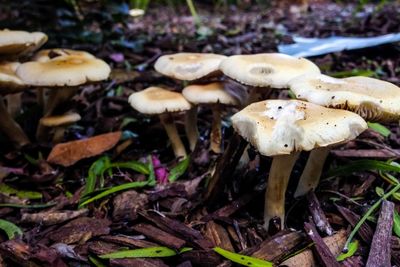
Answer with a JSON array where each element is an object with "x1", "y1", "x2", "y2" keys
[
  {"x1": 289, "y1": 74, "x2": 400, "y2": 197},
  {"x1": 39, "y1": 112, "x2": 81, "y2": 143},
  {"x1": 0, "y1": 29, "x2": 48, "y2": 57},
  {"x1": 231, "y1": 99, "x2": 367, "y2": 229},
  {"x1": 154, "y1": 53, "x2": 227, "y2": 150},
  {"x1": 0, "y1": 61, "x2": 30, "y2": 147},
  {"x1": 128, "y1": 87, "x2": 192, "y2": 158},
  {"x1": 16, "y1": 49, "x2": 111, "y2": 141},
  {"x1": 183, "y1": 82, "x2": 238, "y2": 153}
]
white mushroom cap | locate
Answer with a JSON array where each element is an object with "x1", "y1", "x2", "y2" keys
[
  {"x1": 129, "y1": 87, "x2": 192, "y2": 114},
  {"x1": 33, "y1": 48, "x2": 95, "y2": 62},
  {"x1": 40, "y1": 112, "x2": 81, "y2": 127},
  {"x1": 182, "y1": 82, "x2": 238, "y2": 105},
  {"x1": 154, "y1": 53, "x2": 227, "y2": 81},
  {"x1": 289, "y1": 74, "x2": 400, "y2": 122},
  {"x1": 16, "y1": 55, "x2": 111, "y2": 87},
  {"x1": 231, "y1": 99, "x2": 367, "y2": 156},
  {"x1": 220, "y1": 53, "x2": 320, "y2": 88},
  {"x1": 0, "y1": 30, "x2": 48, "y2": 55},
  {"x1": 0, "y1": 62, "x2": 26, "y2": 93}
]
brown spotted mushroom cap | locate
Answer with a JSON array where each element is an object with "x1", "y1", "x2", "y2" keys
[
  {"x1": 0, "y1": 62, "x2": 26, "y2": 94},
  {"x1": 231, "y1": 99, "x2": 367, "y2": 156}
]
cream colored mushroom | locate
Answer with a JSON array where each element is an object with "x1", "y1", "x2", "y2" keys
[
  {"x1": 129, "y1": 87, "x2": 192, "y2": 158},
  {"x1": 231, "y1": 99, "x2": 367, "y2": 229},
  {"x1": 183, "y1": 82, "x2": 238, "y2": 153},
  {"x1": 289, "y1": 74, "x2": 400, "y2": 197},
  {"x1": 16, "y1": 50, "x2": 111, "y2": 141},
  {"x1": 39, "y1": 112, "x2": 81, "y2": 143},
  {"x1": 154, "y1": 53, "x2": 227, "y2": 81},
  {"x1": 154, "y1": 52, "x2": 227, "y2": 151},
  {"x1": 0, "y1": 62, "x2": 30, "y2": 147},
  {"x1": 0, "y1": 29, "x2": 47, "y2": 56},
  {"x1": 220, "y1": 53, "x2": 320, "y2": 89}
]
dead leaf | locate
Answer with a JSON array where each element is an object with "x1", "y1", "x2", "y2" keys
[{"x1": 47, "y1": 132, "x2": 122, "y2": 167}]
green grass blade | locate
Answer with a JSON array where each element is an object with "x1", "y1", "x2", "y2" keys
[
  {"x1": 368, "y1": 122, "x2": 391, "y2": 137},
  {"x1": 393, "y1": 210, "x2": 400, "y2": 238},
  {"x1": 0, "y1": 219, "x2": 23, "y2": 239},
  {"x1": 83, "y1": 156, "x2": 111, "y2": 196},
  {"x1": 100, "y1": 246, "x2": 191, "y2": 259},
  {"x1": 0, "y1": 183, "x2": 42, "y2": 200},
  {"x1": 213, "y1": 247, "x2": 273, "y2": 267},
  {"x1": 168, "y1": 157, "x2": 190, "y2": 182},
  {"x1": 89, "y1": 255, "x2": 107, "y2": 267},
  {"x1": 337, "y1": 240, "x2": 358, "y2": 261},
  {"x1": 327, "y1": 160, "x2": 400, "y2": 178},
  {"x1": 106, "y1": 161, "x2": 150, "y2": 175},
  {"x1": 79, "y1": 181, "x2": 149, "y2": 207}
]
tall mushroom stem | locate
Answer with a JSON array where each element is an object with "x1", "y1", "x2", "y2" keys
[
  {"x1": 210, "y1": 104, "x2": 222, "y2": 153},
  {"x1": 184, "y1": 106, "x2": 199, "y2": 151},
  {"x1": 294, "y1": 147, "x2": 330, "y2": 197},
  {"x1": 6, "y1": 92, "x2": 22, "y2": 118},
  {"x1": 264, "y1": 152, "x2": 300, "y2": 230},
  {"x1": 159, "y1": 113, "x2": 187, "y2": 159},
  {"x1": 0, "y1": 96, "x2": 30, "y2": 147}
]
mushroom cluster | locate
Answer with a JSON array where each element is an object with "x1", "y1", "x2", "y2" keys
[
  {"x1": 0, "y1": 29, "x2": 111, "y2": 147},
  {"x1": 127, "y1": 51, "x2": 398, "y2": 231}
]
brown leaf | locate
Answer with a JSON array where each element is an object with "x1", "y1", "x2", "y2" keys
[{"x1": 47, "y1": 132, "x2": 122, "y2": 167}]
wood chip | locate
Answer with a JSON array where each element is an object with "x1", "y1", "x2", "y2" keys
[
  {"x1": 205, "y1": 221, "x2": 234, "y2": 251},
  {"x1": 280, "y1": 229, "x2": 347, "y2": 267},
  {"x1": 132, "y1": 223, "x2": 186, "y2": 249},
  {"x1": 366, "y1": 200, "x2": 394, "y2": 267},
  {"x1": 47, "y1": 131, "x2": 121, "y2": 167},
  {"x1": 21, "y1": 209, "x2": 88, "y2": 225},
  {"x1": 308, "y1": 192, "x2": 334, "y2": 236},
  {"x1": 304, "y1": 222, "x2": 340, "y2": 267}
]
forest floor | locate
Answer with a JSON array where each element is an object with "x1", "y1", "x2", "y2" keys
[{"x1": 1, "y1": 1, "x2": 400, "y2": 266}]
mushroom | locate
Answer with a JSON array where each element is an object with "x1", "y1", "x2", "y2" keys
[
  {"x1": 154, "y1": 53, "x2": 227, "y2": 151},
  {"x1": 16, "y1": 49, "x2": 111, "y2": 141},
  {"x1": 0, "y1": 61, "x2": 30, "y2": 147},
  {"x1": 182, "y1": 82, "x2": 238, "y2": 153},
  {"x1": 39, "y1": 112, "x2": 81, "y2": 143},
  {"x1": 128, "y1": 87, "x2": 192, "y2": 158},
  {"x1": 219, "y1": 53, "x2": 321, "y2": 103},
  {"x1": 289, "y1": 74, "x2": 400, "y2": 197},
  {"x1": 0, "y1": 29, "x2": 48, "y2": 57},
  {"x1": 231, "y1": 99, "x2": 367, "y2": 229}
]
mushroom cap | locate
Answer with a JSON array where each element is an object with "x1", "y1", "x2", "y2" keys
[
  {"x1": 40, "y1": 113, "x2": 81, "y2": 127},
  {"x1": 231, "y1": 99, "x2": 367, "y2": 156},
  {"x1": 289, "y1": 74, "x2": 400, "y2": 122},
  {"x1": 0, "y1": 62, "x2": 26, "y2": 93},
  {"x1": 182, "y1": 82, "x2": 239, "y2": 105},
  {"x1": 16, "y1": 55, "x2": 111, "y2": 87},
  {"x1": 128, "y1": 87, "x2": 192, "y2": 114},
  {"x1": 154, "y1": 53, "x2": 227, "y2": 81},
  {"x1": 33, "y1": 48, "x2": 95, "y2": 62},
  {"x1": 220, "y1": 53, "x2": 320, "y2": 88},
  {"x1": 0, "y1": 30, "x2": 48, "y2": 55}
]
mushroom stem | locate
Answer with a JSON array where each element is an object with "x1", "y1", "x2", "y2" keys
[
  {"x1": 0, "y1": 96, "x2": 30, "y2": 147},
  {"x1": 184, "y1": 106, "x2": 199, "y2": 151},
  {"x1": 37, "y1": 88, "x2": 45, "y2": 107},
  {"x1": 264, "y1": 152, "x2": 300, "y2": 230},
  {"x1": 52, "y1": 127, "x2": 66, "y2": 144},
  {"x1": 159, "y1": 113, "x2": 187, "y2": 159},
  {"x1": 210, "y1": 104, "x2": 222, "y2": 153},
  {"x1": 37, "y1": 87, "x2": 78, "y2": 141},
  {"x1": 6, "y1": 92, "x2": 22, "y2": 118},
  {"x1": 294, "y1": 147, "x2": 330, "y2": 197}
]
